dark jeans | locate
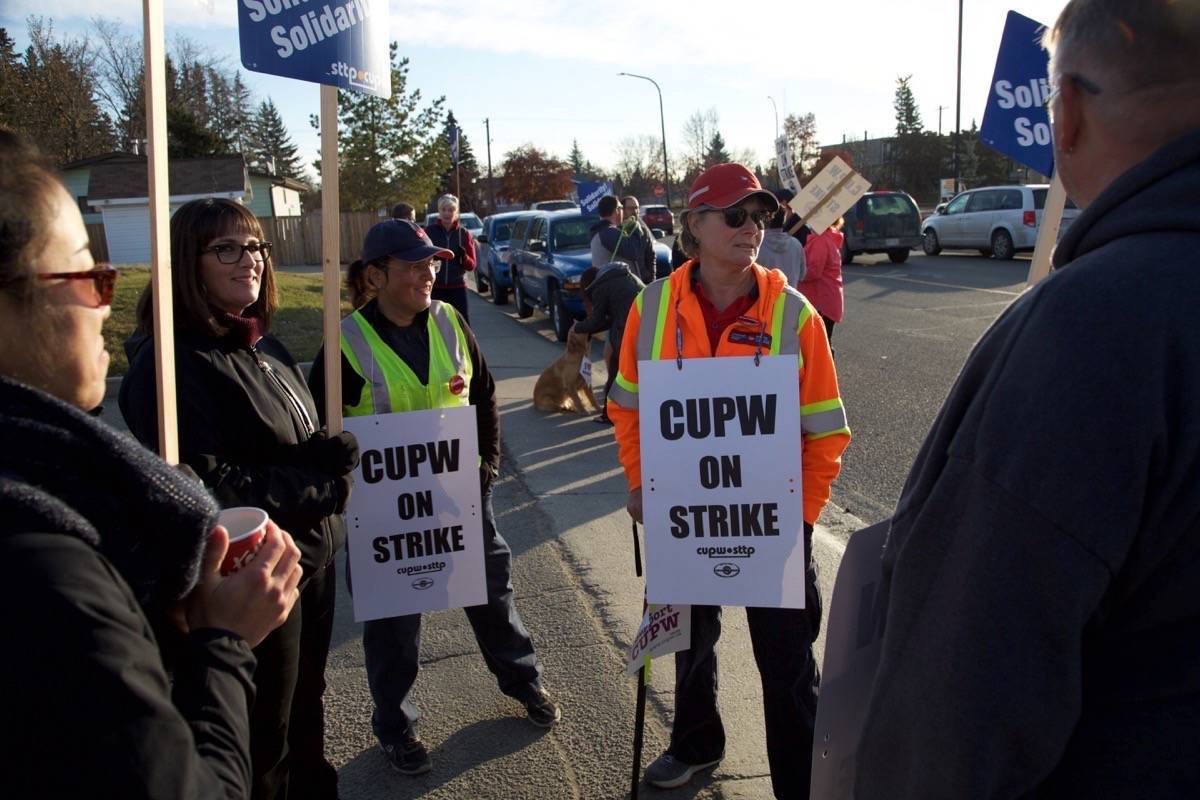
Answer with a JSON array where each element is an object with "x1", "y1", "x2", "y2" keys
[
  {"x1": 433, "y1": 285, "x2": 470, "y2": 324},
  {"x1": 250, "y1": 561, "x2": 339, "y2": 800},
  {"x1": 821, "y1": 315, "x2": 835, "y2": 342},
  {"x1": 362, "y1": 492, "x2": 542, "y2": 745},
  {"x1": 667, "y1": 533, "x2": 823, "y2": 800}
]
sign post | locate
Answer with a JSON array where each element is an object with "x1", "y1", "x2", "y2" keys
[
  {"x1": 979, "y1": 11, "x2": 1063, "y2": 286},
  {"x1": 239, "y1": 0, "x2": 392, "y2": 433},
  {"x1": 142, "y1": 0, "x2": 177, "y2": 463}
]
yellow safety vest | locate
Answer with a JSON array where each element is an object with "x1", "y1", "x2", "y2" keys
[{"x1": 339, "y1": 301, "x2": 473, "y2": 417}]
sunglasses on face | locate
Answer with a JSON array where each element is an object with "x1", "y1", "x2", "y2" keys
[
  {"x1": 704, "y1": 206, "x2": 773, "y2": 230},
  {"x1": 203, "y1": 241, "x2": 273, "y2": 264},
  {"x1": 37, "y1": 264, "x2": 118, "y2": 307}
]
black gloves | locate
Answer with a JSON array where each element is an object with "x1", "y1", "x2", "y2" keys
[{"x1": 305, "y1": 429, "x2": 360, "y2": 476}]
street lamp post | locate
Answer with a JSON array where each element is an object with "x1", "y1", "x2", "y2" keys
[
  {"x1": 618, "y1": 71, "x2": 671, "y2": 209},
  {"x1": 954, "y1": 0, "x2": 963, "y2": 192},
  {"x1": 767, "y1": 95, "x2": 779, "y2": 139}
]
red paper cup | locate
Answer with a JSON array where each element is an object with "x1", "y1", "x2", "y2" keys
[{"x1": 217, "y1": 507, "x2": 269, "y2": 576}]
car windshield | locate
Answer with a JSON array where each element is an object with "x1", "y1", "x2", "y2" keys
[
  {"x1": 551, "y1": 217, "x2": 598, "y2": 250},
  {"x1": 460, "y1": 213, "x2": 482, "y2": 228}
]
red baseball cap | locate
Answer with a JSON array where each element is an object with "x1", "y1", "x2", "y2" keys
[{"x1": 686, "y1": 163, "x2": 779, "y2": 212}]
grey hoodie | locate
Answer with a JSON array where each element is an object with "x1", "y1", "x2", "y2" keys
[{"x1": 756, "y1": 229, "x2": 806, "y2": 286}]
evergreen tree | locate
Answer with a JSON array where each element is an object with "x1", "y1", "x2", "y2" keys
[
  {"x1": 249, "y1": 98, "x2": 301, "y2": 177},
  {"x1": 437, "y1": 110, "x2": 481, "y2": 211},
  {"x1": 892, "y1": 75, "x2": 940, "y2": 200},
  {"x1": 893, "y1": 75, "x2": 924, "y2": 137},
  {"x1": 316, "y1": 44, "x2": 446, "y2": 212},
  {"x1": 704, "y1": 131, "x2": 730, "y2": 168}
]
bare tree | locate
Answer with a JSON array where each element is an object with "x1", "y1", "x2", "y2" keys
[
  {"x1": 782, "y1": 112, "x2": 820, "y2": 175},
  {"x1": 681, "y1": 108, "x2": 719, "y2": 171}
]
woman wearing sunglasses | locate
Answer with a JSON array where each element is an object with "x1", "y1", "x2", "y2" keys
[
  {"x1": 0, "y1": 132, "x2": 304, "y2": 796},
  {"x1": 608, "y1": 163, "x2": 850, "y2": 798},
  {"x1": 119, "y1": 198, "x2": 358, "y2": 800}
]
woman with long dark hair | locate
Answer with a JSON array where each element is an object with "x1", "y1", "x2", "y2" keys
[{"x1": 120, "y1": 198, "x2": 358, "y2": 800}]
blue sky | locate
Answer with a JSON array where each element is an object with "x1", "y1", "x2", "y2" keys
[{"x1": 3, "y1": 0, "x2": 1068, "y2": 183}]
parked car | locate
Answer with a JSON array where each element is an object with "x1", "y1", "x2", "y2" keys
[
  {"x1": 531, "y1": 200, "x2": 579, "y2": 211},
  {"x1": 474, "y1": 211, "x2": 526, "y2": 305},
  {"x1": 640, "y1": 204, "x2": 674, "y2": 235},
  {"x1": 508, "y1": 210, "x2": 601, "y2": 340},
  {"x1": 840, "y1": 190, "x2": 923, "y2": 264},
  {"x1": 920, "y1": 184, "x2": 1081, "y2": 259},
  {"x1": 423, "y1": 211, "x2": 484, "y2": 239}
]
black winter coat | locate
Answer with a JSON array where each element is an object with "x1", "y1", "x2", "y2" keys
[
  {"x1": 0, "y1": 374, "x2": 256, "y2": 798},
  {"x1": 573, "y1": 261, "x2": 644, "y2": 351},
  {"x1": 120, "y1": 328, "x2": 346, "y2": 579}
]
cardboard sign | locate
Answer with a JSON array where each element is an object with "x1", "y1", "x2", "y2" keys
[
  {"x1": 775, "y1": 135, "x2": 802, "y2": 195},
  {"x1": 789, "y1": 157, "x2": 871, "y2": 236},
  {"x1": 626, "y1": 603, "x2": 691, "y2": 675},
  {"x1": 343, "y1": 406, "x2": 486, "y2": 621},
  {"x1": 980, "y1": 11, "x2": 1053, "y2": 176},
  {"x1": 809, "y1": 520, "x2": 890, "y2": 799},
  {"x1": 637, "y1": 355, "x2": 805, "y2": 608},
  {"x1": 238, "y1": 0, "x2": 391, "y2": 98}
]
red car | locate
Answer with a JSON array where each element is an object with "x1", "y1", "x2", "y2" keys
[{"x1": 640, "y1": 204, "x2": 674, "y2": 235}]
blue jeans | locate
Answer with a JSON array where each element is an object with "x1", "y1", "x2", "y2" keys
[
  {"x1": 360, "y1": 492, "x2": 543, "y2": 745},
  {"x1": 667, "y1": 529, "x2": 822, "y2": 800}
]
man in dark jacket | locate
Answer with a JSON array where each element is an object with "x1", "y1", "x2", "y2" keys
[
  {"x1": 424, "y1": 193, "x2": 477, "y2": 324},
  {"x1": 590, "y1": 194, "x2": 655, "y2": 283},
  {"x1": 856, "y1": 1, "x2": 1200, "y2": 796},
  {"x1": 573, "y1": 260, "x2": 643, "y2": 424}
]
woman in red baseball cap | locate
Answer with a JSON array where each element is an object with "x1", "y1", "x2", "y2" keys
[{"x1": 608, "y1": 162, "x2": 851, "y2": 798}]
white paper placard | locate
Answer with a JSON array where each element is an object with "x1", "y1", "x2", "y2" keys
[
  {"x1": 638, "y1": 355, "x2": 805, "y2": 608},
  {"x1": 790, "y1": 156, "x2": 871, "y2": 235},
  {"x1": 580, "y1": 355, "x2": 593, "y2": 386},
  {"x1": 343, "y1": 406, "x2": 486, "y2": 622},
  {"x1": 776, "y1": 135, "x2": 802, "y2": 195},
  {"x1": 627, "y1": 603, "x2": 692, "y2": 675}
]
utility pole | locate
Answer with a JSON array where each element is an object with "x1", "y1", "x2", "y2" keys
[
  {"x1": 767, "y1": 96, "x2": 779, "y2": 139},
  {"x1": 454, "y1": 126, "x2": 461, "y2": 201},
  {"x1": 954, "y1": 0, "x2": 963, "y2": 193},
  {"x1": 938, "y1": 105, "x2": 948, "y2": 136},
  {"x1": 484, "y1": 118, "x2": 495, "y2": 213}
]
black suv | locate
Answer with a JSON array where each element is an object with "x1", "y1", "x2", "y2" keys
[{"x1": 840, "y1": 190, "x2": 922, "y2": 264}]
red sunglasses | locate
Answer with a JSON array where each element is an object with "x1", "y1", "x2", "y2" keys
[{"x1": 37, "y1": 264, "x2": 118, "y2": 307}]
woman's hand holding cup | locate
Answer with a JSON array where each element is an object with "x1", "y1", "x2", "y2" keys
[{"x1": 186, "y1": 517, "x2": 303, "y2": 648}]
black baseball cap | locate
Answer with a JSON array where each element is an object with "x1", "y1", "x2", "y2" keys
[{"x1": 361, "y1": 219, "x2": 453, "y2": 263}]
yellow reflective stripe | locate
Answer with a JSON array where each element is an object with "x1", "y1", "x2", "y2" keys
[
  {"x1": 430, "y1": 301, "x2": 469, "y2": 377},
  {"x1": 650, "y1": 279, "x2": 671, "y2": 360},
  {"x1": 769, "y1": 293, "x2": 787, "y2": 355},
  {"x1": 801, "y1": 398, "x2": 843, "y2": 414}
]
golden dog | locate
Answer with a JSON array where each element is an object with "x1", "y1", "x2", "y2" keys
[{"x1": 533, "y1": 330, "x2": 602, "y2": 414}]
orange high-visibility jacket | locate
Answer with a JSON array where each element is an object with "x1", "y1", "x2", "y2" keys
[{"x1": 608, "y1": 261, "x2": 850, "y2": 524}]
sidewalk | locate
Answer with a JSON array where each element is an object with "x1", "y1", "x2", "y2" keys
[{"x1": 98, "y1": 288, "x2": 861, "y2": 799}]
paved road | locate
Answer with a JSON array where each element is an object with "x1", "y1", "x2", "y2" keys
[{"x1": 827, "y1": 251, "x2": 1032, "y2": 524}]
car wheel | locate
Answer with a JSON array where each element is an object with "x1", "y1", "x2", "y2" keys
[
  {"x1": 991, "y1": 229, "x2": 1015, "y2": 260},
  {"x1": 493, "y1": 282, "x2": 509, "y2": 305},
  {"x1": 841, "y1": 242, "x2": 854, "y2": 264},
  {"x1": 888, "y1": 249, "x2": 909, "y2": 263},
  {"x1": 549, "y1": 286, "x2": 571, "y2": 342},
  {"x1": 513, "y1": 271, "x2": 534, "y2": 318},
  {"x1": 922, "y1": 229, "x2": 942, "y2": 256}
]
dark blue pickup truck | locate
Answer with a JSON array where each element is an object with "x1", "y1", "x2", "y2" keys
[{"x1": 509, "y1": 210, "x2": 671, "y2": 340}]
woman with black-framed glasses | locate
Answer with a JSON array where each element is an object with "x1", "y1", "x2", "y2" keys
[
  {"x1": 120, "y1": 197, "x2": 357, "y2": 800},
  {"x1": 0, "y1": 130, "x2": 304, "y2": 796}
]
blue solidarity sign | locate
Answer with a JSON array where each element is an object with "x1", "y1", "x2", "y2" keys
[
  {"x1": 575, "y1": 180, "x2": 614, "y2": 214},
  {"x1": 980, "y1": 11, "x2": 1053, "y2": 177},
  {"x1": 238, "y1": 0, "x2": 391, "y2": 98}
]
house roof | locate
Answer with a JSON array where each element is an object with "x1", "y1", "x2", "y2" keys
[
  {"x1": 248, "y1": 168, "x2": 310, "y2": 193},
  {"x1": 60, "y1": 152, "x2": 140, "y2": 171},
  {"x1": 88, "y1": 155, "x2": 249, "y2": 202}
]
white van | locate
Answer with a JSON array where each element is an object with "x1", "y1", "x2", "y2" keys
[{"x1": 920, "y1": 185, "x2": 1080, "y2": 259}]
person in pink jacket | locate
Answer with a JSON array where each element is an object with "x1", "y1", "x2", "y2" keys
[{"x1": 799, "y1": 217, "x2": 845, "y2": 341}]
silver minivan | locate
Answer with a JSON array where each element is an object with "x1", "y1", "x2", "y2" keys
[{"x1": 921, "y1": 185, "x2": 1080, "y2": 259}]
